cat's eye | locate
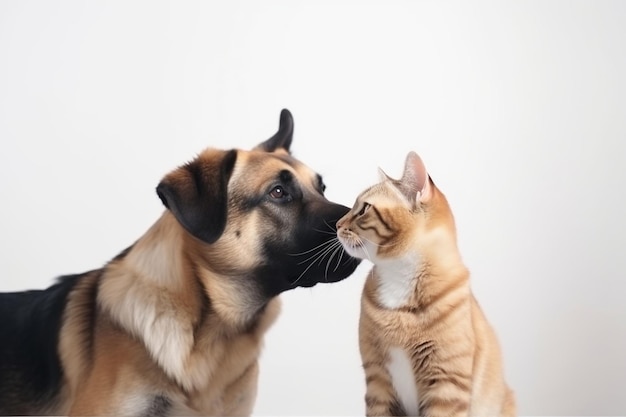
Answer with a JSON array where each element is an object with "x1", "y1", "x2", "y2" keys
[{"x1": 357, "y1": 203, "x2": 371, "y2": 216}]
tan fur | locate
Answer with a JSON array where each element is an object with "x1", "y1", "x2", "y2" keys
[
  {"x1": 55, "y1": 148, "x2": 325, "y2": 414},
  {"x1": 338, "y1": 152, "x2": 515, "y2": 416},
  {"x1": 52, "y1": 148, "x2": 291, "y2": 415}
]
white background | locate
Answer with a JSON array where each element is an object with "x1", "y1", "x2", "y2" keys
[{"x1": 1, "y1": 1, "x2": 625, "y2": 415}]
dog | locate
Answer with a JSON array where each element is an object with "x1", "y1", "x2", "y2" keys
[{"x1": 0, "y1": 109, "x2": 360, "y2": 416}]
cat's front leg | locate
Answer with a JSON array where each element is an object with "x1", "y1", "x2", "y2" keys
[
  {"x1": 363, "y1": 359, "x2": 406, "y2": 417},
  {"x1": 417, "y1": 372, "x2": 472, "y2": 417},
  {"x1": 360, "y1": 322, "x2": 407, "y2": 415}
]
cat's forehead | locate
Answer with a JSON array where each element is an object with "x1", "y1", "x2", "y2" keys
[{"x1": 358, "y1": 180, "x2": 410, "y2": 208}]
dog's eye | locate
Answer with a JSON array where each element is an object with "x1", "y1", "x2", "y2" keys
[
  {"x1": 270, "y1": 186, "x2": 288, "y2": 199},
  {"x1": 317, "y1": 175, "x2": 326, "y2": 194},
  {"x1": 357, "y1": 203, "x2": 371, "y2": 216}
]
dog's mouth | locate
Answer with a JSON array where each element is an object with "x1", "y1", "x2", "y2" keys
[
  {"x1": 295, "y1": 280, "x2": 317, "y2": 288},
  {"x1": 283, "y1": 226, "x2": 362, "y2": 290},
  {"x1": 253, "y1": 249, "x2": 360, "y2": 297},
  {"x1": 287, "y1": 251, "x2": 360, "y2": 288},
  {"x1": 255, "y1": 202, "x2": 362, "y2": 297}
]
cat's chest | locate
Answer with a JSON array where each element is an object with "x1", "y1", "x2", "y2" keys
[{"x1": 373, "y1": 265, "x2": 417, "y2": 309}]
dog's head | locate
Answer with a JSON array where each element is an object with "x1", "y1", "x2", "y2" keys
[{"x1": 156, "y1": 110, "x2": 360, "y2": 298}]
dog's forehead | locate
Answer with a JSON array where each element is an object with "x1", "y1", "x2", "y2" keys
[{"x1": 233, "y1": 149, "x2": 318, "y2": 186}]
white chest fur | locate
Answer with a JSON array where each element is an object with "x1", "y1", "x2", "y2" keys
[
  {"x1": 387, "y1": 346, "x2": 420, "y2": 416},
  {"x1": 374, "y1": 257, "x2": 419, "y2": 309}
]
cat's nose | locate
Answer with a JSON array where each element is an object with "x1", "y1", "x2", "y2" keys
[{"x1": 336, "y1": 213, "x2": 351, "y2": 231}]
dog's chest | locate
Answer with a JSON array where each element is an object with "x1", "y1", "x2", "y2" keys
[
  {"x1": 138, "y1": 395, "x2": 171, "y2": 417},
  {"x1": 165, "y1": 382, "x2": 256, "y2": 416}
]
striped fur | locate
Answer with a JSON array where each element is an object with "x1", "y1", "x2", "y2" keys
[{"x1": 337, "y1": 152, "x2": 515, "y2": 416}]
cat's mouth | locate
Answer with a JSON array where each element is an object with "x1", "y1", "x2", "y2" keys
[
  {"x1": 338, "y1": 237, "x2": 356, "y2": 249},
  {"x1": 337, "y1": 234, "x2": 365, "y2": 259}
]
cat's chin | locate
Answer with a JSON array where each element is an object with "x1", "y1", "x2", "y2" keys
[
  {"x1": 346, "y1": 250, "x2": 365, "y2": 260},
  {"x1": 338, "y1": 242, "x2": 364, "y2": 261}
]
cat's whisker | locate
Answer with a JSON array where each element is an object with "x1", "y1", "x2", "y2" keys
[
  {"x1": 323, "y1": 220, "x2": 340, "y2": 233},
  {"x1": 323, "y1": 245, "x2": 336, "y2": 282},
  {"x1": 333, "y1": 245, "x2": 346, "y2": 272},
  {"x1": 360, "y1": 240, "x2": 374, "y2": 263},
  {"x1": 296, "y1": 239, "x2": 338, "y2": 265},
  {"x1": 292, "y1": 238, "x2": 342, "y2": 284},
  {"x1": 324, "y1": 241, "x2": 344, "y2": 280},
  {"x1": 291, "y1": 259, "x2": 316, "y2": 285},
  {"x1": 311, "y1": 227, "x2": 337, "y2": 236},
  {"x1": 292, "y1": 240, "x2": 338, "y2": 285},
  {"x1": 315, "y1": 239, "x2": 341, "y2": 267},
  {"x1": 289, "y1": 238, "x2": 336, "y2": 258}
]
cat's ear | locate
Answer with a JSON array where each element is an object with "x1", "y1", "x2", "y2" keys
[
  {"x1": 400, "y1": 151, "x2": 431, "y2": 204},
  {"x1": 378, "y1": 167, "x2": 392, "y2": 182}
]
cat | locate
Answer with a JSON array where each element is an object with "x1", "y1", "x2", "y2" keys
[{"x1": 336, "y1": 151, "x2": 515, "y2": 416}]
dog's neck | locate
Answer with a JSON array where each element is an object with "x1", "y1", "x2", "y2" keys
[
  {"x1": 124, "y1": 212, "x2": 191, "y2": 291},
  {"x1": 98, "y1": 212, "x2": 279, "y2": 391},
  {"x1": 122, "y1": 212, "x2": 271, "y2": 329}
]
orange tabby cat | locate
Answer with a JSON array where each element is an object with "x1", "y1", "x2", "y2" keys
[{"x1": 337, "y1": 152, "x2": 515, "y2": 417}]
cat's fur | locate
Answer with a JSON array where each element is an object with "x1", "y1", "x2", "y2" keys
[{"x1": 337, "y1": 152, "x2": 515, "y2": 417}]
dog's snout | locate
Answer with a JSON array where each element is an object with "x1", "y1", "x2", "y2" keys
[
  {"x1": 313, "y1": 201, "x2": 350, "y2": 227},
  {"x1": 332, "y1": 203, "x2": 351, "y2": 220}
]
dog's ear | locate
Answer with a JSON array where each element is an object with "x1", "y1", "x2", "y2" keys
[
  {"x1": 156, "y1": 149, "x2": 238, "y2": 243},
  {"x1": 254, "y1": 109, "x2": 294, "y2": 153}
]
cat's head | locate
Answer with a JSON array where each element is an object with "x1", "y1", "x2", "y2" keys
[{"x1": 336, "y1": 151, "x2": 455, "y2": 264}]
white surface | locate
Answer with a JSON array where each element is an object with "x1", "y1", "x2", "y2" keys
[{"x1": 1, "y1": 1, "x2": 625, "y2": 415}]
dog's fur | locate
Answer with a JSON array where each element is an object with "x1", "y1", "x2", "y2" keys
[{"x1": 0, "y1": 110, "x2": 360, "y2": 416}]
